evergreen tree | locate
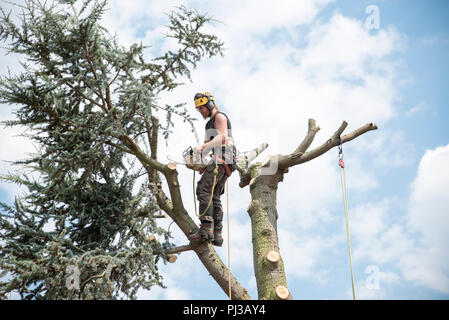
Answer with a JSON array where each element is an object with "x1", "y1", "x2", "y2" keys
[{"x1": 0, "y1": 0, "x2": 224, "y2": 299}]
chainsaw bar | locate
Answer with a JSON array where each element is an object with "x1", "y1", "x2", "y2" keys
[{"x1": 166, "y1": 155, "x2": 187, "y2": 165}]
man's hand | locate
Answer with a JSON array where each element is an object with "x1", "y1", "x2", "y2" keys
[{"x1": 193, "y1": 145, "x2": 204, "y2": 156}]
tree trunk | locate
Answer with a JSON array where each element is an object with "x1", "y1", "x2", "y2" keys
[
  {"x1": 247, "y1": 170, "x2": 291, "y2": 300},
  {"x1": 123, "y1": 118, "x2": 252, "y2": 300},
  {"x1": 238, "y1": 120, "x2": 377, "y2": 300}
]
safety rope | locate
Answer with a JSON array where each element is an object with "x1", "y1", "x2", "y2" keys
[
  {"x1": 226, "y1": 178, "x2": 231, "y2": 300},
  {"x1": 192, "y1": 157, "x2": 232, "y2": 300},
  {"x1": 193, "y1": 160, "x2": 219, "y2": 217},
  {"x1": 338, "y1": 143, "x2": 356, "y2": 300}
]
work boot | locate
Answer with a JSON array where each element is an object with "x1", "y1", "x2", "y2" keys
[
  {"x1": 187, "y1": 221, "x2": 213, "y2": 242},
  {"x1": 212, "y1": 225, "x2": 223, "y2": 247},
  {"x1": 188, "y1": 206, "x2": 214, "y2": 243},
  {"x1": 212, "y1": 206, "x2": 224, "y2": 247}
]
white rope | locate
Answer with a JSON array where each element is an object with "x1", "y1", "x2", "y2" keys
[
  {"x1": 339, "y1": 148, "x2": 356, "y2": 300},
  {"x1": 226, "y1": 178, "x2": 231, "y2": 299}
]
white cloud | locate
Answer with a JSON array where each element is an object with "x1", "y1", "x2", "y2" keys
[
  {"x1": 346, "y1": 143, "x2": 449, "y2": 295},
  {"x1": 280, "y1": 230, "x2": 339, "y2": 280},
  {"x1": 352, "y1": 268, "x2": 401, "y2": 300},
  {"x1": 137, "y1": 251, "x2": 195, "y2": 299},
  {"x1": 405, "y1": 102, "x2": 426, "y2": 117},
  {"x1": 408, "y1": 143, "x2": 449, "y2": 244},
  {"x1": 244, "y1": 275, "x2": 257, "y2": 298},
  {"x1": 0, "y1": 124, "x2": 37, "y2": 202},
  {"x1": 215, "y1": 0, "x2": 333, "y2": 34},
  {"x1": 351, "y1": 128, "x2": 415, "y2": 169},
  {"x1": 402, "y1": 143, "x2": 449, "y2": 293},
  {"x1": 295, "y1": 15, "x2": 403, "y2": 127},
  {"x1": 351, "y1": 201, "x2": 388, "y2": 240},
  {"x1": 100, "y1": 0, "x2": 186, "y2": 47}
]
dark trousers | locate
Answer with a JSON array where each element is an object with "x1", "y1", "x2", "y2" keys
[{"x1": 196, "y1": 158, "x2": 235, "y2": 228}]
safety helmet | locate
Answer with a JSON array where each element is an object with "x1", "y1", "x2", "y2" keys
[{"x1": 194, "y1": 92, "x2": 216, "y2": 112}]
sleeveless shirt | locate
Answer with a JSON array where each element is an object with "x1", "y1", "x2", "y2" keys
[
  {"x1": 205, "y1": 111, "x2": 233, "y2": 143},
  {"x1": 204, "y1": 112, "x2": 235, "y2": 165}
]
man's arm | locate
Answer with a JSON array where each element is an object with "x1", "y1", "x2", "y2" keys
[{"x1": 196, "y1": 113, "x2": 228, "y2": 154}]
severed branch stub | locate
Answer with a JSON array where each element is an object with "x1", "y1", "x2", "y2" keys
[
  {"x1": 266, "y1": 251, "x2": 280, "y2": 264},
  {"x1": 167, "y1": 254, "x2": 177, "y2": 263},
  {"x1": 275, "y1": 285, "x2": 290, "y2": 300},
  {"x1": 145, "y1": 234, "x2": 156, "y2": 242},
  {"x1": 167, "y1": 162, "x2": 177, "y2": 170},
  {"x1": 164, "y1": 244, "x2": 193, "y2": 255},
  {"x1": 154, "y1": 244, "x2": 193, "y2": 255},
  {"x1": 236, "y1": 143, "x2": 269, "y2": 188},
  {"x1": 153, "y1": 244, "x2": 193, "y2": 264}
]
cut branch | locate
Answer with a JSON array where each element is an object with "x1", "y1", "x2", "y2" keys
[
  {"x1": 167, "y1": 254, "x2": 177, "y2": 263},
  {"x1": 266, "y1": 251, "x2": 280, "y2": 264},
  {"x1": 277, "y1": 121, "x2": 377, "y2": 169},
  {"x1": 241, "y1": 142, "x2": 269, "y2": 163},
  {"x1": 293, "y1": 118, "x2": 321, "y2": 155},
  {"x1": 236, "y1": 143, "x2": 269, "y2": 187},
  {"x1": 165, "y1": 244, "x2": 193, "y2": 255},
  {"x1": 275, "y1": 285, "x2": 290, "y2": 300}
]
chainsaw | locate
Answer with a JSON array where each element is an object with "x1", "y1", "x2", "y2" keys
[{"x1": 167, "y1": 146, "x2": 208, "y2": 171}]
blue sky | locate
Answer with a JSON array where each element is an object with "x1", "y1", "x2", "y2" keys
[
  {"x1": 1, "y1": 0, "x2": 449, "y2": 300},
  {"x1": 318, "y1": 0, "x2": 449, "y2": 206}
]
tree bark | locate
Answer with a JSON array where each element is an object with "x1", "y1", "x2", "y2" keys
[{"x1": 248, "y1": 170, "x2": 291, "y2": 300}]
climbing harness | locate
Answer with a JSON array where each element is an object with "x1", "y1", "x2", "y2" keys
[{"x1": 338, "y1": 139, "x2": 356, "y2": 300}]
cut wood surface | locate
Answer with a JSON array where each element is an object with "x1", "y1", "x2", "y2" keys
[
  {"x1": 266, "y1": 251, "x2": 280, "y2": 263},
  {"x1": 275, "y1": 285, "x2": 290, "y2": 300}
]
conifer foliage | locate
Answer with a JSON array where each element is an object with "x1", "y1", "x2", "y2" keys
[{"x1": 0, "y1": 0, "x2": 224, "y2": 299}]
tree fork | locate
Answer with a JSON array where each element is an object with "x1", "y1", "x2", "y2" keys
[{"x1": 239, "y1": 119, "x2": 377, "y2": 300}]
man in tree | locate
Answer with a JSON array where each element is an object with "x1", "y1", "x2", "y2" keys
[
  {"x1": 0, "y1": 0, "x2": 378, "y2": 300},
  {"x1": 188, "y1": 92, "x2": 236, "y2": 246}
]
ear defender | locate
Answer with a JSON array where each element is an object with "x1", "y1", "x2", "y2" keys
[{"x1": 194, "y1": 92, "x2": 216, "y2": 111}]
